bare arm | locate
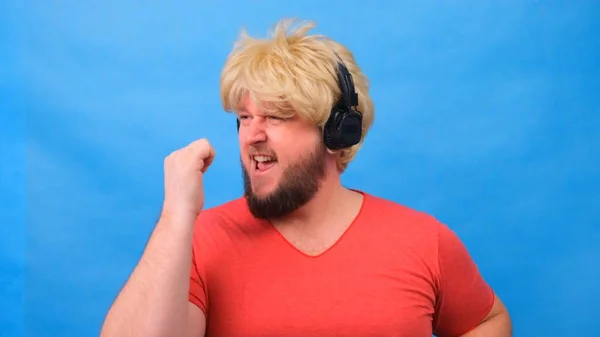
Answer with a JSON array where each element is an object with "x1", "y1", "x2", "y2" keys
[
  {"x1": 100, "y1": 213, "x2": 206, "y2": 337},
  {"x1": 100, "y1": 138, "x2": 215, "y2": 337},
  {"x1": 461, "y1": 294, "x2": 512, "y2": 337}
]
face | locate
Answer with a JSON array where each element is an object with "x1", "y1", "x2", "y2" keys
[{"x1": 237, "y1": 95, "x2": 328, "y2": 219}]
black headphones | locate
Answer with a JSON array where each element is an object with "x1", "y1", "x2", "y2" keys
[
  {"x1": 323, "y1": 60, "x2": 363, "y2": 150},
  {"x1": 236, "y1": 58, "x2": 363, "y2": 151}
]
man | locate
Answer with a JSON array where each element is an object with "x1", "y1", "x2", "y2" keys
[{"x1": 100, "y1": 19, "x2": 512, "y2": 337}]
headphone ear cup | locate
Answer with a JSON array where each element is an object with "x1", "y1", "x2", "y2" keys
[
  {"x1": 323, "y1": 108, "x2": 362, "y2": 150},
  {"x1": 323, "y1": 109, "x2": 338, "y2": 149},
  {"x1": 341, "y1": 110, "x2": 362, "y2": 147}
]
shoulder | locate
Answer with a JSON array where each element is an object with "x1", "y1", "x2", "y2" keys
[
  {"x1": 193, "y1": 197, "x2": 256, "y2": 233},
  {"x1": 190, "y1": 197, "x2": 262, "y2": 261},
  {"x1": 195, "y1": 197, "x2": 250, "y2": 222},
  {"x1": 359, "y1": 191, "x2": 456, "y2": 262},
  {"x1": 361, "y1": 191, "x2": 482, "y2": 272},
  {"x1": 191, "y1": 197, "x2": 263, "y2": 246},
  {"x1": 361, "y1": 191, "x2": 443, "y2": 234}
]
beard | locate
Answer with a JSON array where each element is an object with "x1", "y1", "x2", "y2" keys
[{"x1": 242, "y1": 142, "x2": 327, "y2": 219}]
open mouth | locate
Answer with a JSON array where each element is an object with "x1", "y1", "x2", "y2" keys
[{"x1": 253, "y1": 155, "x2": 277, "y2": 173}]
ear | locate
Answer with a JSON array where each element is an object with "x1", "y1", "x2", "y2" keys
[{"x1": 325, "y1": 148, "x2": 343, "y2": 164}]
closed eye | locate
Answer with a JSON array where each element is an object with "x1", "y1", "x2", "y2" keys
[
  {"x1": 237, "y1": 114, "x2": 251, "y2": 126},
  {"x1": 265, "y1": 115, "x2": 285, "y2": 123}
]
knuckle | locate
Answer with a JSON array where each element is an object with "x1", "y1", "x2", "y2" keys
[
  {"x1": 199, "y1": 138, "x2": 211, "y2": 149},
  {"x1": 194, "y1": 139, "x2": 210, "y2": 156}
]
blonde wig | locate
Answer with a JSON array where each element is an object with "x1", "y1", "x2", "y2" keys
[{"x1": 220, "y1": 18, "x2": 375, "y2": 172}]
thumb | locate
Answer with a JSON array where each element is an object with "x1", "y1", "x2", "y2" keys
[{"x1": 201, "y1": 146, "x2": 216, "y2": 173}]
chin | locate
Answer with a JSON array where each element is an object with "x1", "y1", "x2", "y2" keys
[{"x1": 249, "y1": 178, "x2": 279, "y2": 198}]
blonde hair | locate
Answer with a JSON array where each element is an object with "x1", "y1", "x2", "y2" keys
[{"x1": 220, "y1": 18, "x2": 375, "y2": 172}]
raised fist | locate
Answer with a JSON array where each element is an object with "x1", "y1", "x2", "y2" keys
[{"x1": 162, "y1": 138, "x2": 215, "y2": 219}]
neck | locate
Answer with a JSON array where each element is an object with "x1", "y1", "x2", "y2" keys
[{"x1": 270, "y1": 165, "x2": 360, "y2": 231}]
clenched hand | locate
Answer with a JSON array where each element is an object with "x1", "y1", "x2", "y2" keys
[{"x1": 162, "y1": 138, "x2": 215, "y2": 219}]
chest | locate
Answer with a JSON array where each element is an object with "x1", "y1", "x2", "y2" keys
[{"x1": 204, "y1": 248, "x2": 437, "y2": 337}]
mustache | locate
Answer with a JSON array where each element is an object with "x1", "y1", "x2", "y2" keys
[{"x1": 248, "y1": 146, "x2": 277, "y2": 158}]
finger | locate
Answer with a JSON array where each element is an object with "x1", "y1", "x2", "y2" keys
[
  {"x1": 186, "y1": 139, "x2": 209, "y2": 159},
  {"x1": 202, "y1": 146, "x2": 215, "y2": 173},
  {"x1": 188, "y1": 138, "x2": 210, "y2": 153},
  {"x1": 188, "y1": 139, "x2": 214, "y2": 173}
]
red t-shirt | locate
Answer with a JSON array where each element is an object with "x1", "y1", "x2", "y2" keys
[{"x1": 189, "y1": 191, "x2": 494, "y2": 337}]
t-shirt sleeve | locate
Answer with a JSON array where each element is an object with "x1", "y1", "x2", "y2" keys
[
  {"x1": 188, "y1": 211, "x2": 214, "y2": 316},
  {"x1": 432, "y1": 222, "x2": 495, "y2": 337},
  {"x1": 188, "y1": 242, "x2": 208, "y2": 315}
]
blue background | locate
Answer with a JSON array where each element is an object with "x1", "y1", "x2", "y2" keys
[{"x1": 1, "y1": 1, "x2": 599, "y2": 336}]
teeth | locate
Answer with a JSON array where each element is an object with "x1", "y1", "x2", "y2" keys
[{"x1": 253, "y1": 155, "x2": 274, "y2": 163}]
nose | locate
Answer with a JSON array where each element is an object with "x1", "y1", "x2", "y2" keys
[{"x1": 243, "y1": 118, "x2": 267, "y2": 145}]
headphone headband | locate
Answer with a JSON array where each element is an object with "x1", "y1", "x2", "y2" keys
[{"x1": 335, "y1": 60, "x2": 359, "y2": 108}]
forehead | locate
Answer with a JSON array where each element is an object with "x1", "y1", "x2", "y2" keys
[
  {"x1": 235, "y1": 93, "x2": 296, "y2": 120},
  {"x1": 237, "y1": 94, "x2": 262, "y2": 114}
]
